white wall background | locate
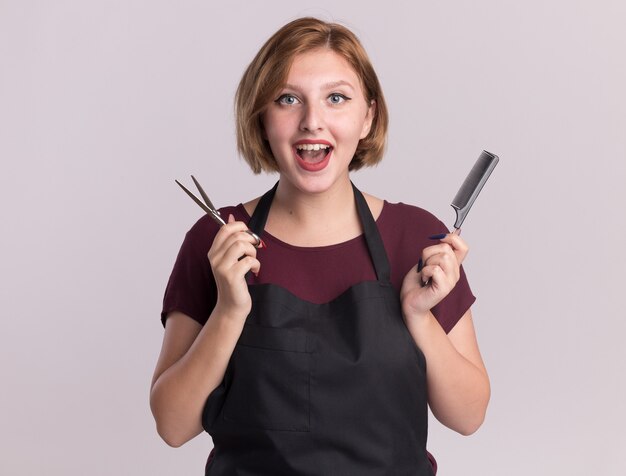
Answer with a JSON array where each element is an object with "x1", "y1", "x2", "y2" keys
[{"x1": 1, "y1": 1, "x2": 625, "y2": 474}]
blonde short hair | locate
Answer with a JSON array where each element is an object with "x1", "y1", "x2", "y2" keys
[{"x1": 235, "y1": 17, "x2": 389, "y2": 174}]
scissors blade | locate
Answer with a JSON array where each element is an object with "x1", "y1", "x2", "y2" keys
[
  {"x1": 190, "y1": 175, "x2": 219, "y2": 214},
  {"x1": 175, "y1": 180, "x2": 226, "y2": 226}
]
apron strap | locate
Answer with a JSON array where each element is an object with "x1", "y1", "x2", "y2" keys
[
  {"x1": 351, "y1": 182, "x2": 391, "y2": 284},
  {"x1": 247, "y1": 181, "x2": 392, "y2": 285},
  {"x1": 248, "y1": 181, "x2": 278, "y2": 237}
]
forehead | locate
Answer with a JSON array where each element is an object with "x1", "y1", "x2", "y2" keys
[{"x1": 285, "y1": 48, "x2": 362, "y2": 88}]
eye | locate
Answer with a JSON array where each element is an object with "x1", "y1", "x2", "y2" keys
[
  {"x1": 328, "y1": 93, "x2": 351, "y2": 104},
  {"x1": 275, "y1": 94, "x2": 300, "y2": 105}
]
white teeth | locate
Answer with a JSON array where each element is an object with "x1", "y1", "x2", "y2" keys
[{"x1": 295, "y1": 143, "x2": 331, "y2": 151}]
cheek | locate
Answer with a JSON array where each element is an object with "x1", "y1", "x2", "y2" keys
[
  {"x1": 335, "y1": 108, "x2": 372, "y2": 140},
  {"x1": 262, "y1": 120, "x2": 280, "y2": 145},
  {"x1": 339, "y1": 118, "x2": 369, "y2": 143},
  {"x1": 263, "y1": 113, "x2": 292, "y2": 142}
]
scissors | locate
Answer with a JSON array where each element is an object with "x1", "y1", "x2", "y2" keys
[{"x1": 175, "y1": 175, "x2": 263, "y2": 248}]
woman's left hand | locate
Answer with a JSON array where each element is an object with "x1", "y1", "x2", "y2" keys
[{"x1": 400, "y1": 233, "x2": 469, "y2": 322}]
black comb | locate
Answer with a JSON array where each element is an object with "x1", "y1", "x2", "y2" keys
[{"x1": 451, "y1": 150, "x2": 499, "y2": 232}]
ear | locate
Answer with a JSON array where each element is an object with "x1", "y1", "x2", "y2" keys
[{"x1": 359, "y1": 100, "x2": 376, "y2": 139}]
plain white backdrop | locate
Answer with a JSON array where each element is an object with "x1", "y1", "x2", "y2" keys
[{"x1": 1, "y1": 1, "x2": 625, "y2": 474}]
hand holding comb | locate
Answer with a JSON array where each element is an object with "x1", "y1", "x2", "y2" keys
[{"x1": 418, "y1": 150, "x2": 499, "y2": 286}]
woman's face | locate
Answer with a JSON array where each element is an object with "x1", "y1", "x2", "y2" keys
[{"x1": 262, "y1": 48, "x2": 374, "y2": 194}]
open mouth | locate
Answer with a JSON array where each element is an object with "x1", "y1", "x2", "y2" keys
[
  {"x1": 294, "y1": 143, "x2": 333, "y2": 172},
  {"x1": 295, "y1": 143, "x2": 332, "y2": 165}
]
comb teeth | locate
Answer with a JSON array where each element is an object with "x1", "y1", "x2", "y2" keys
[{"x1": 451, "y1": 150, "x2": 499, "y2": 229}]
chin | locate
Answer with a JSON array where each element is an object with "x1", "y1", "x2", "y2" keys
[{"x1": 285, "y1": 171, "x2": 350, "y2": 196}]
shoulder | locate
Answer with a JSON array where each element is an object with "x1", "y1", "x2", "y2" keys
[
  {"x1": 379, "y1": 200, "x2": 449, "y2": 235},
  {"x1": 356, "y1": 188, "x2": 449, "y2": 235},
  {"x1": 361, "y1": 192, "x2": 385, "y2": 221},
  {"x1": 242, "y1": 198, "x2": 260, "y2": 218}
]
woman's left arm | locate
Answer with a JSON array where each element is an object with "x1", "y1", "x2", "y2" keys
[
  {"x1": 404, "y1": 308, "x2": 490, "y2": 435},
  {"x1": 401, "y1": 234, "x2": 490, "y2": 435}
]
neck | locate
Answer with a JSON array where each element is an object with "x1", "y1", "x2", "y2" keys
[
  {"x1": 267, "y1": 177, "x2": 361, "y2": 247},
  {"x1": 275, "y1": 178, "x2": 355, "y2": 219}
]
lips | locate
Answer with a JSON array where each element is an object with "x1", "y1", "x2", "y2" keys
[{"x1": 293, "y1": 140, "x2": 333, "y2": 172}]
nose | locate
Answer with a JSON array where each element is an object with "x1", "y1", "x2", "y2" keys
[{"x1": 299, "y1": 102, "x2": 324, "y2": 132}]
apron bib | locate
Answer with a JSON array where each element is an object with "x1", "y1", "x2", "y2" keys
[{"x1": 202, "y1": 183, "x2": 433, "y2": 475}]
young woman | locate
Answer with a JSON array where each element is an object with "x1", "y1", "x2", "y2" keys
[{"x1": 151, "y1": 17, "x2": 490, "y2": 475}]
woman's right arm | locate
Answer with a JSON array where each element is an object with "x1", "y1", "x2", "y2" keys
[{"x1": 150, "y1": 217, "x2": 260, "y2": 447}]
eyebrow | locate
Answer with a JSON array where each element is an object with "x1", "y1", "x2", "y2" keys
[{"x1": 283, "y1": 80, "x2": 355, "y2": 91}]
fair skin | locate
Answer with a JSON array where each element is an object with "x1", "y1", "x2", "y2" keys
[{"x1": 150, "y1": 48, "x2": 490, "y2": 447}]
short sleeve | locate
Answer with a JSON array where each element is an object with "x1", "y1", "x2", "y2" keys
[
  {"x1": 431, "y1": 265, "x2": 474, "y2": 333},
  {"x1": 427, "y1": 214, "x2": 475, "y2": 333},
  {"x1": 379, "y1": 202, "x2": 476, "y2": 334},
  {"x1": 431, "y1": 219, "x2": 476, "y2": 334},
  {"x1": 161, "y1": 219, "x2": 218, "y2": 327}
]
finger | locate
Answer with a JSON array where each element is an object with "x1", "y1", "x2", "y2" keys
[
  {"x1": 212, "y1": 245, "x2": 258, "y2": 284},
  {"x1": 415, "y1": 258, "x2": 428, "y2": 286},
  {"x1": 210, "y1": 232, "x2": 257, "y2": 270},
  {"x1": 419, "y1": 264, "x2": 436, "y2": 287},
  {"x1": 222, "y1": 229, "x2": 260, "y2": 251},
  {"x1": 210, "y1": 225, "x2": 260, "y2": 262},
  {"x1": 245, "y1": 256, "x2": 261, "y2": 276},
  {"x1": 249, "y1": 257, "x2": 261, "y2": 276},
  {"x1": 430, "y1": 233, "x2": 469, "y2": 264},
  {"x1": 231, "y1": 255, "x2": 261, "y2": 279},
  {"x1": 421, "y1": 242, "x2": 456, "y2": 264},
  {"x1": 421, "y1": 264, "x2": 447, "y2": 289},
  {"x1": 440, "y1": 233, "x2": 469, "y2": 263},
  {"x1": 222, "y1": 239, "x2": 257, "y2": 266},
  {"x1": 424, "y1": 252, "x2": 460, "y2": 282},
  {"x1": 211, "y1": 221, "x2": 250, "y2": 251}
]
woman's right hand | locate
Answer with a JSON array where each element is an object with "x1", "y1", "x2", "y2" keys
[{"x1": 208, "y1": 214, "x2": 261, "y2": 319}]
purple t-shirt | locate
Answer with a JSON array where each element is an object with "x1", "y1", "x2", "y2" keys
[
  {"x1": 162, "y1": 200, "x2": 475, "y2": 333},
  {"x1": 162, "y1": 199, "x2": 475, "y2": 474}
]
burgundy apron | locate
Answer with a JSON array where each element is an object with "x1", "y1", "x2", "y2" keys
[{"x1": 202, "y1": 183, "x2": 434, "y2": 475}]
